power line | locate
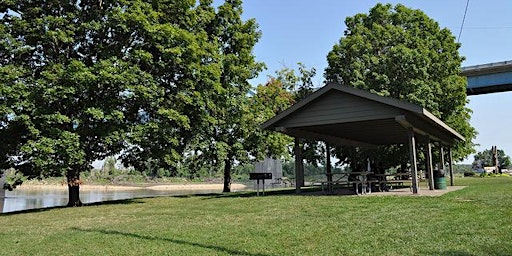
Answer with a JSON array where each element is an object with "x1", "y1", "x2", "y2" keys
[
  {"x1": 461, "y1": 26, "x2": 512, "y2": 30},
  {"x1": 458, "y1": 0, "x2": 470, "y2": 42}
]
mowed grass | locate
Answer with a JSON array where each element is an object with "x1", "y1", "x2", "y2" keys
[{"x1": 1, "y1": 177, "x2": 511, "y2": 256}]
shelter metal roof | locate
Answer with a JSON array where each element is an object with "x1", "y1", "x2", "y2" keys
[{"x1": 261, "y1": 83, "x2": 465, "y2": 147}]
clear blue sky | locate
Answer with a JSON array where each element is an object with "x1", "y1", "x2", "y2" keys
[{"x1": 240, "y1": 0, "x2": 512, "y2": 164}]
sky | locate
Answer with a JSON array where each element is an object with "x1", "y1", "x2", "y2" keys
[{"x1": 239, "y1": 0, "x2": 512, "y2": 164}]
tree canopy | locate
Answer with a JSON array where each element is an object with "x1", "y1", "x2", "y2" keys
[
  {"x1": 0, "y1": 0, "x2": 266, "y2": 202},
  {"x1": 325, "y1": 3, "x2": 476, "y2": 166},
  {"x1": 1, "y1": 0, "x2": 159, "y2": 205}
]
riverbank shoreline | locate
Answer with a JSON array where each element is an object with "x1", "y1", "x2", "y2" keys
[{"x1": 15, "y1": 183, "x2": 248, "y2": 191}]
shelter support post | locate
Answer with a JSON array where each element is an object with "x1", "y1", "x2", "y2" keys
[
  {"x1": 326, "y1": 142, "x2": 332, "y2": 193},
  {"x1": 448, "y1": 147, "x2": 454, "y2": 186},
  {"x1": 440, "y1": 146, "x2": 445, "y2": 171},
  {"x1": 408, "y1": 129, "x2": 419, "y2": 194},
  {"x1": 425, "y1": 137, "x2": 434, "y2": 190},
  {"x1": 294, "y1": 137, "x2": 304, "y2": 193}
]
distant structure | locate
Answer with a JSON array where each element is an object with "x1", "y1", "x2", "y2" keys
[
  {"x1": 253, "y1": 158, "x2": 283, "y2": 188},
  {"x1": 462, "y1": 60, "x2": 512, "y2": 95}
]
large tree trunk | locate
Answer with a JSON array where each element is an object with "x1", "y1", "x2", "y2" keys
[
  {"x1": 223, "y1": 159, "x2": 232, "y2": 193},
  {"x1": 67, "y1": 170, "x2": 82, "y2": 207}
]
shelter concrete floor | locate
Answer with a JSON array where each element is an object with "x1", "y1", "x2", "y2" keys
[
  {"x1": 301, "y1": 184, "x2": 466, "y2": 197},
  {"x1": 366, "y1": 185, "x2": 466, "y2": 197}
]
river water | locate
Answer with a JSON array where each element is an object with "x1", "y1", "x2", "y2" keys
[{"x1": 0, "y1": 186, "x2": 243, "y2": 213}]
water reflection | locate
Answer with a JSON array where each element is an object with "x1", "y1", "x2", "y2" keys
[{"x1": 1, "y1": 187, "x2": 237, "y2": 213}]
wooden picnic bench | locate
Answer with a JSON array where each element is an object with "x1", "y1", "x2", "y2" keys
[
  {"x1": 375, "y1": 173, "x2": 412, "y2": 191},
  {"x1": 319, "y1": 179, "x2": 379, "y2": 195}
]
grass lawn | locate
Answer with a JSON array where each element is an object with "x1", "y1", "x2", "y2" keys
[{"x1": 1, "y1": 177, "x2": 511, "y2": 256}]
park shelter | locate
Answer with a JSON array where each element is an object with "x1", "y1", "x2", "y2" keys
[{"x1": 261, "y1": 83, "x2": 465, "y2": 194}]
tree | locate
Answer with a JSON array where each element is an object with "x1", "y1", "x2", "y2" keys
[
  {"x1": 472, "y1": 148, "x2": 511, "y2": 170},
  {"x1": 101, "y1": 157, "x2": 117, "y2": 177},
  {"x1": 249, "y1": 78, "x2": 295, "y2": 160},
  {"x1": 0, "y1": 0, "x2": 223, "y2": 205},
  {"x1": 273, "y1": 63, "x2": 328, "y2": 168},
  {"x1": 117, "y1": 0, "x2": 223, "y2": 176},
  {"x1": 181, "y1": 0, "x2": 264, "y2": 192},
  {"x1": 1, "y1": 1, "x2": 144, "y2": 206},
  {"x1": 325, "y1": 3, "x2": 477, "y2": 165}
]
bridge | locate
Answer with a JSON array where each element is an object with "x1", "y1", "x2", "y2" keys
[{"x1": 462, "y1": 60, "x2": 512, "y2": 96}]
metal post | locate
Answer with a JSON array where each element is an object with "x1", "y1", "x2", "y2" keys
[
  {"x1": 256, "y1": 179, "x2": 260, "y2": 196},
  {"x1": 408, "y1": 129, "x2": 419, "y2": 194},
  {"x1": 263, "y1": 179, "x2": 265, "y2": 196}
]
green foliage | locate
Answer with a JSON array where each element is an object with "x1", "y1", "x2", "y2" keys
[
  {"x1": 464, "y1": 170, "x2": 476, "y2": 177},
  {"x1": 101, "y1": 157, "x2": 118, "y2": 177},
  {"x1": 0, "y1": 1, "x2": 168, "y2": 203},
  {"x1": 270, "y1": 63, "x2": 325, "y2": 166},
  {"x1": 0, "y1": 1, "x2": 269, "y2": 200},
  {"x1": 275, "y1": 62, "x2": 317, "y2": 101},
  {"x1": 2, "y1": 168, "x2": 26, "y2": 191},
  {"x1": 181, "y1": 0, "x2": 265, "y2": 192},
  {"x1": 282, "y1": 160, "x2": 345, "y2": 181},
  {"x1": 478, "y1": 172, "x2": 511, "y2": 178},
  {"x1": 249, "y1": 78, "x2": 295, "y2": 160},
  {"x1": 472, "y1": 148, "x2": 511, "y2": 169},
  {"x1": 325, "y1": 3, "x2": 477, "y2": 162},
  {"x1": 453, "y1": 164, "x2": 472, "y2": 174},
  {"x1": 117, "y1": 0, "x2": 227, "y2": 174},
  {"x1": 231, "y1": 163, "x2": 254, "y2": 182}
]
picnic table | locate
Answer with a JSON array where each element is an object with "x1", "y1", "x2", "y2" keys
[
  {"x1": 374, "y1": 173, "x2": 412, "y2": 191},
  {"x1": 319, "y1": 171, "x2": 376, "y2": 195}
]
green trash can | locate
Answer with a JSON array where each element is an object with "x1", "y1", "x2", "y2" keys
[{"x1": 434, "y1": 176, "x2": 447, "y2": 189}]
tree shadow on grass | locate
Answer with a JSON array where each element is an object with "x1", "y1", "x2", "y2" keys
[
  {"x1": 84, "y1": 198, "x2": 145, "y2": 207},
  {"x1": 71, "y1": 227, "x2": 273, "y2": 256},
  {"x1": 436, "y1": 248, "x2": 511, "y2": 256},
  {"x1": 1, "y1": 198, "x2": 144, "y2": 216},
  {"x1": 182, "y1": 186, "x2": 325, "y2": 200}
]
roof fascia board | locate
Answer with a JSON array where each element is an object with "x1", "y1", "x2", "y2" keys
[
  {"x1": 420, "y1": 110, "x2": 465, "y2": 141},
  {"x1": 260, "y1": 84, "x2": 335, "y2": 129},
  {"x1": 395, "y1": 115, "x2": 451, "y2": 145},
  {"x1": 282, "y1": 114, "x2": 398, "y2": 129}
]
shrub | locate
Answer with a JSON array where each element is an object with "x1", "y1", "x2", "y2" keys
[
  {"x1": 2, "y1": 168, "x2": 27, "y2": 191},
  {"x1": 463, "y1": 170, "x2": 476, "y2": 177}
]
